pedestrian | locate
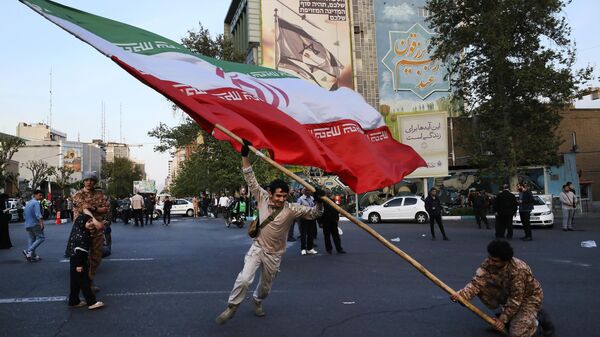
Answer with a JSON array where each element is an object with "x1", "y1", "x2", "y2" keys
[
  {"x1": 144, "y1": 194, "x2": 155, "y2": 225},
  {"x1": 16, "y1": 197, "x2": 25, "y2": 222},
  {"x1": 297, "y1": 188, "x2": 319, "y2": 254},
  {"x1": 559, "y1": 184, "x2": 576, "y2": 231},
  {"x1": 66, "y1": 209, "x2": 105, "y2": 310},
  {"x1": 218, "y1": 193, "x2": 230, "y2": 219},
  {"x1": 215, "y1": 141, "x2": 324, "y2": 324},
  {"x1": 70, "y1": 171, "x2": 109, "y2": 292},
  {"x1": 451, "y1": 239, "x2": 554, "y2": 336},
  {"x1": 317, "y1": 189, "x2": 346, "y2": 254},
  {"x1": 425, "y1": 187, "x2": 449, "y2": 241},
  {"x1": 130, "y1": 192, "x2": 144, "y2": 226},
  {"x1": 23, "y1": 190, "x2": 45, "y2": 262},
  {"x1": 201, "y1": 193, "x2": 209, "y2": 217},
  {"x1": 472, "y1": 190, "x2": 490, "y2": 229},
  {"x1": 192, "y1": 196, "x2": 199, "y2": 218},
  {"x1": 162, "y1": 196, "x2": 172, "y2": 226},
  {"x1": 565, "y1": 182, "x2": 577, "y2": 225},
  {"x1": 0, "y1": 193, "x2": 13, "y2": 249},
  {"x1": 517, "y1": 183, "x2": 534, "y2": 241},
  {"x1": 66, "y1": 197, "x2": 73, "y2": 221},
  {"x1": 494, "y1": 184, "x2": 518, "y2": 239}
]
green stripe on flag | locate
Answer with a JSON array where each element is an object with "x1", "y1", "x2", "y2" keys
[{"x1": 22, "y1": 0, "x2": 295, "y2": 79}]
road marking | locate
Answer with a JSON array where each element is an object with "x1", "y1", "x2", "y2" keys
[
  {"x1": 59, "y1": 258, "x2": 155, "y2": 263},
  {"x1": 549, "y1": 259, "x2": 592, "y2": 268},
  {"x1": 0, "y1": 290, "x2": 285, "y2": 305}
]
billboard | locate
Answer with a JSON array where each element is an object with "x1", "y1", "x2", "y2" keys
[
  {"x1": 398, "y1": 112, "x2": 448, "y2": 178},
  {"x1": 375, "y1": 0, "x2": 451, "y2": 177},
  {"x1": 261, "y1": 0, "x2": 353, "y2": 90},
  {"x1": 133, "y1": 180, "x2": 157, "y2": 194},
  {"x1": 62, "y1": 144, "x2": 82, "y2": 172}
]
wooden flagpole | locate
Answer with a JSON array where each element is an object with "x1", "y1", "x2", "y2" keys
[{"x1": 214, "y1": 123, "x2": 502, "y2": 332}]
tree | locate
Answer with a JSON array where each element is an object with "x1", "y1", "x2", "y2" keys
[
  {"x1": 0, "y1": 133, "x2": 26, "y2": 189},
  {"x1": 25, "y1": 160, "x2": 55, "y2": 190},
  {"x1": 426, "y1": 0, "x2": 594, "y2": 183},
  {"x1": 54, "y1": 166, "x2": 75, "y2": 196},
  {"x1": 102, "y1": 157, "x2": 143, "y2": 197}
]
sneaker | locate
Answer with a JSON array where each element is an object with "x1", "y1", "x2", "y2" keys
[
  {"x1": 215, "y1": 304, "x2": 238, "y2": 324},
  {"x1": 301, "y1": 250, "x2": 307, "y2": 255},
  {"x1": 22, "y1": 250, "x2": 32, "y2": 262},
  {"x1": 32, "y1": 255, "x2": 42, "y2": 262},
  {"x1": 69, "y1": 301, "x2": 87, "y2": 308},
  {"x1": 252, "y1": 299, "x2": 266, "y2": 317},
  {"x1": 307, "y1": 249, "x2": 318, "y2": 255},
  {"x1": 521, "y1": 237, "x2": 533, "y2": 241},
  {"x1": 88, "y1": 301, "x2": 105, "y2": 310}
]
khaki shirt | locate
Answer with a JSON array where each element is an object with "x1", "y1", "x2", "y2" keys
[
  {"x1": 243, "y1": 166, "x2": 323, "y2": 255},
  {"x1": 131, "y1": 194, "x2": 144, "y2": 210},
  {"x1": 459, "y1": 257, "x2": 543, "y2": 324}
]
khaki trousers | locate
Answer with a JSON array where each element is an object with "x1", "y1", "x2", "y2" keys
[
  {"x1": 88, "y1": 233, "x2": 104, "y2": 280},
  {"x1": 479, "y1": 285, "x2": 542, "y2": 337},
  {"x1": 228, "y1": 241, "x2": 281, "y2": 305}
]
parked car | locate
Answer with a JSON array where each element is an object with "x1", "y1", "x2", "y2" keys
[
  {"x1": 359, "y1": 196, "x2": 429, "y2": 224},
  {"x1": 513, "y1": 195, "x2": 554, "y2": 228},
  {"x1": 154, "y1": 198, "x2": 194, "y2": 218}
]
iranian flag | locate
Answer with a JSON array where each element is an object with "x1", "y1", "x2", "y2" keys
[{"x1": 21, "y1": 0, "x2": 426, "y2": 193}]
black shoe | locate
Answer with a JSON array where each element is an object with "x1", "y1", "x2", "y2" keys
[
  {"x1": 567, "y1": 228, "x2": 575, "y2": 231},
  {"x1": 562, "y1": 229, "x2": 568, "y2": 231},
  {"x1": 431, "y1": 236, "x2": 436, "y2": 241},
  {"x1": 443, "y1": 237, "x2": 450, "y2": 241},
  {"x1": 521, "y1": 237, "x2": 533, "y2": 241},
  {"x1": 538, "y1": 309, "x2": 555, "y2": 336},
  {"x1": 337, "y1": 250, "x2": 347, "y2": 254},
  {"x1": 326, "y1": 250, "x2": 332, "y2": 254}
]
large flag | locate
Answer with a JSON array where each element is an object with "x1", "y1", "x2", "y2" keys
[{"x1": 21, "y1": 0, "x2": 426, "y2": 193}]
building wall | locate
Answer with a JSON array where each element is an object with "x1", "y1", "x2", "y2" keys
[
  {"x1": 558, "y1": 108, "x2": 600, "y2": 201},
  {"x1": 350, "y1": 0, "x2": 379, "y2": 108},
  {"x1": 16, "y1": 122, "x2": 66, "y2": 141}
]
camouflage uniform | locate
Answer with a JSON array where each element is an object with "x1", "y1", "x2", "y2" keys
[
  {"x1": 71, "y1": 188, "x2": 108, "y2": 281},
  {"x1": 458, "y1": 257, "x2": 543, "y2": 337}
]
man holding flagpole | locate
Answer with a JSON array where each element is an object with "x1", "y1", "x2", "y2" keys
[{"x1": 216, "y1": 142, "x2": 324, "y2": 324}]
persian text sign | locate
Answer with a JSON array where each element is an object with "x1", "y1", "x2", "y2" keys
[
  {"x1": 398, "y1": 112, "x2": 448, "y2": 178},
  {"x1": 381, "y1": 23, "x2": 449, "y2": 99}
]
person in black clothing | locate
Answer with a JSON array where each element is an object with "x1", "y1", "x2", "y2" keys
[
  {"x1": 494, "y1": 184, "x2": 518, "y2": 239},
  {"x1": 517, "y1": 183, "x2": 535, "y2": 241},
  {"x1": 144, "y1": 195, "x2": 155, "y2": 225},
  {"x1": 162, "y1": 196, "x2": 172, "y2": 226},
  {"x1": 0, "y1": 193, "x2": 13, "y2": 249},
  {"x1": 66, "y1": 209, "x2": 104, "y2": 310},
  {"x1": 472, "y1": 190, "x2": 490, "y2": 229},
  {"x1": 425, "y1": 188, "x2": 449, "y2": 241},
  {"x1": 317, "y1": 190, "x2": 346, "y2": 254}
]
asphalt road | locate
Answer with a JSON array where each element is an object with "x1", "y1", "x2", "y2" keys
[{"x1": 1, "y1": 214, "x2": 598, "y2": 337}]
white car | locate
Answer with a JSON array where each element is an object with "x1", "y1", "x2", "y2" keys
[
  {"x1": 359, "y1": 196, "x2": 429, "y2": 224},
  {"x1": 154, "y1": 198, "x2": 195, "y2": 218},
  {"x1": 512, "y1": 195, "x2": 554, "y2": 228}
]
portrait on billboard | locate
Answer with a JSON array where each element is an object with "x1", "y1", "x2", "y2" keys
[
  {"x1": 261, "y1": 0, "x2": 353, "y2": 90},
  {"x1": 62, "y1": 146, "x2": 82, "y2": 172}
]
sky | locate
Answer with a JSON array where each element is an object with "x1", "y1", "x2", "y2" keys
[{"x1": 0, "y1": 1, "x2": 598, "y2": 191}]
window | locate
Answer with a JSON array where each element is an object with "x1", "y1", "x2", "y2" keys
[
  {"x1": 176, "y1": 200, "x2": 187, "y2": 205},
  {"x1": 385, "y1": 198, "x2": 403, "y2": 207},
  {"x1": 404, "y1": 198, "x2": 418, "y2": 206}
]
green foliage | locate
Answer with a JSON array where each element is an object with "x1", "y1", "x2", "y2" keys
[
  {"x1": 426, "y1": 0, "x2": 594, "y2": 179},
  {"x1": 102, "y1": 157, "x2": 143, "y2": 197},
  {"x1": 180, "y1": 23, "x2": 244, "y2": 62},
  {"x1": 167, "y1": 126, "x2": 279, "y2": 197},
  {"x1": 0, "y1": 133, "x2": 26, "y2": 189}
]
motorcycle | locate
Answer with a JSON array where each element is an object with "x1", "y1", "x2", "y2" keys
[{"x1": 226, "y1": 212, "x2": 246, "y2": 228}]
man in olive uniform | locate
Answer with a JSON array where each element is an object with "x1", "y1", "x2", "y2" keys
[
  {"x1": 70, "y1": 171, "x2": 108, "y2": 292},
  {"x1": 451, "y1": 240, "x2": 554, "y2": 336}
]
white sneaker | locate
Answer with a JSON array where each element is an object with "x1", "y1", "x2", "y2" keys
[
  {"x1": 307, "y1": 249, "x2": 318, "y2": 255},
  {"x1": 301, "y1": 250, "x2": 307, "y2": 255},
  {"x1": 88, "y1": 301, "x2": 105, "y2": 310}
]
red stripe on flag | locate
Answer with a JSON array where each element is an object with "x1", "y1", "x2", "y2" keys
[{"x1": 111, "y1": 56, "x2": 426, "y2": 193}]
